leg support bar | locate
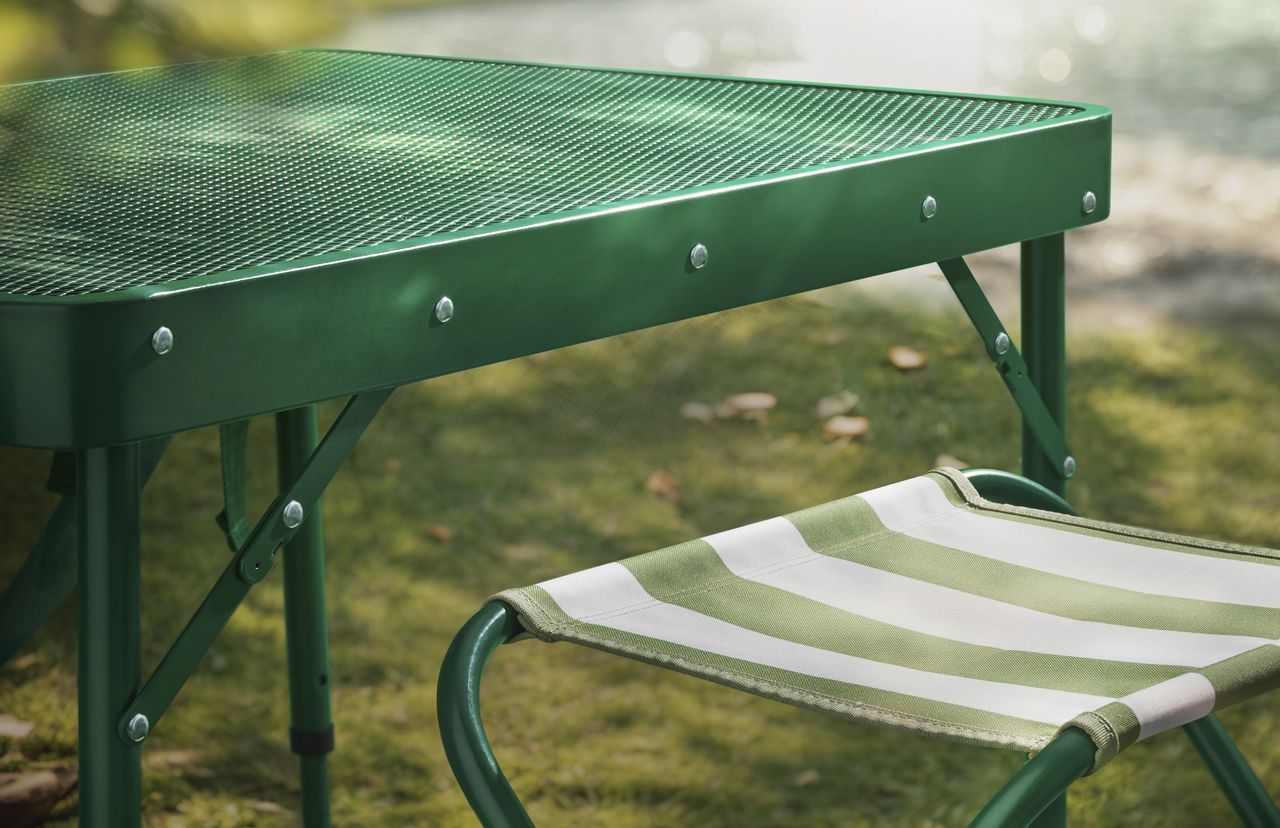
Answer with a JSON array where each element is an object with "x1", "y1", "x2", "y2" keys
[
  {"x1": 939, "y1": 256, "x2": 1074, "y2": 486},
  {"x1": 1184, "y1": 715, "x2": 1280, "y2": 827},
  {"x1": 0, "y1": 437, "x2": 168, "y2": 667},
  {"x1": 119, "y1": 389, "x2": 392, "y2": 742}
]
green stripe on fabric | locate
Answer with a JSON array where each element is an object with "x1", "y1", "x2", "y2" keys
[
  {"x1": 616, "y1": 540, "x2": 1186, "y2": 697},
  {"x1": 786, "y1": 495, "x2": 1280, "y2": 639},
  {"x1": 498, "y1": 586, "x2": 1060, "y2": 753}
]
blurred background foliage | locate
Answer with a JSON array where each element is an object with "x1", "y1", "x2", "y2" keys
[{"x1": 0, "y1": 0, "x2": 453, "y2": 83}]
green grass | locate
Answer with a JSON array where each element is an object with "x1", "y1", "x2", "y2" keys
[{"x1": 1, "y1": 283, "x2": 1277, "y2": 826}]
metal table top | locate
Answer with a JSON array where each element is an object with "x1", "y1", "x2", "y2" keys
[{"x1": 0, "y1": 50, "x2": 1110, "y2": 447}]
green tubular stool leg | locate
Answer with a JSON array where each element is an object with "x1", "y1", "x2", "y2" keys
[
  {"x1": 966, "y1": 468, "x2": 1076, "y2": 826},
  {"x1": 968, "y1": 729, "x2": 1095, "y2": 828},
  {"x1": 1183, "y1": 715, "x2": 1280, "y2": 827},
  {"x1": 438, "y1": 602, "x2": 533, "y2": 828}
]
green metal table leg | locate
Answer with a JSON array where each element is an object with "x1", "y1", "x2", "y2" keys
[
  {"x1": 1020, "y1": 234, "x2": 1068, "y2": 497},
  {"x1": 278, "y1": 406, "x2": 334, "y2": 827},
  {"x1": 1184, "y1": 715, "x2": 1280, "y2": 827},
  {"x1": 77, "y1": 444, "x2": 143, "y2": 828},
  {"x1": 969, "y1": 728, "x2": 1094, "y2": 828}
]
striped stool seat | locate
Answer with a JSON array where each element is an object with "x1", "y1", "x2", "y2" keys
[{"x1": 495, "y1": 468, "x2": 1280, "y2": 771}]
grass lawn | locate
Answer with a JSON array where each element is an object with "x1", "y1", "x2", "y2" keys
[{"x1": 1, "y1": 279, "x2": 1277, "y2": 826}]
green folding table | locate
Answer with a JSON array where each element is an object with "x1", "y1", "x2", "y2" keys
[{"x1": 1, "y1": 48, "x2": 1243, "y2": 826}]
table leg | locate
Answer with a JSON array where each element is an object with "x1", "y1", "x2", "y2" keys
[
  {"x1": 277, "y1": 406, "x2": 334, "y2": 827},
  {"x1": 1020, "y1": 233, "x2": 1068, "y2": 497},
  {"x1": 77, "y1": 444, "x2": 143, "y2": 828}
]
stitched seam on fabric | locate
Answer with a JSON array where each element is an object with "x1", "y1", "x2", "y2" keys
[
  {"x1": 534, "y1": 621, "x2": 1044, "y2": 748},
  {"x1": 934, "y1": 468, "x2": 1280, "y2": 562}
]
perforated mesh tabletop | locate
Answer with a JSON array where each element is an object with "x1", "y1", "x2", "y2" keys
[{"x1": 0, "y1": 50, "x2": 1079, "y2": 298}]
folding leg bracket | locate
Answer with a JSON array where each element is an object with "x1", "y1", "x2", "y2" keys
[
  {"x1": 116, "y1": 388, "x2": 394, "y2": 744},
  {"x1": 939, "y1": 258, "x2": 1075, "y2": 480}
]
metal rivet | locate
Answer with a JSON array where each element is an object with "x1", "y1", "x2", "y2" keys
[
  {"x1": 282, "y1": 500, "x2": 304, "y2": 529},
  {"x1": 1062, "y1": 456, "x2": 1078, "y2": 478},
  {"x1": 126, "y1": 713, "x2": 149, "y2": 743},
  {"x1": 994, "y1": 332, "x2": 1011, "y2": 355},
  {"x1": 151, "y1": 326, "x2": 173, "y2": 355},
  {"x1": 1081, "y1": 191, "x2": 1097, "y2": 214},
  {"x1": 689, "y1": 243, "x2": 709, "y2": 269},
  {"x1": 921, "y1": 195, "x2": 938, "y2": 219},
  {"x1": 434, "y1": 296, "x2": 454, "y2": 323}
]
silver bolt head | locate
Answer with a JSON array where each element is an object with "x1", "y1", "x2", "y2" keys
[
  {"x1": 434, "y1": 296, "x2": 455, "y2": 323},
  {"x1": 151, "y1": 326, "x2": 174, "y2": 355},
  {"x1": 994, "y1": 332, "x2": 1011, "y2": 355},
  {"x1": 282, "y1": 500, "x2": 304, "y2": 529},
  {"x1": 126, "y1": 713, "x2": 149, "y2": 743},
  {"x1": 689, "y1": 243, "x2": 709, "y2": 269},
  {"x1": 1062, "y1": 456, "x2": 1078, "y2": 478},
  {"x1": 1082, "y1": 191, "x2": 1097, "y2": 214},
  {"x1": 921, "y1": 195, "x2": 938, "y2": 219}
]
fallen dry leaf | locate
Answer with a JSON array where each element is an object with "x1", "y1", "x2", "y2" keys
[
  {"x1": 724, "y1": 392, "x2": 778, "y2": 412},
  {"x1": 0, "y1": 716, "x2": 34, "y2": 740},
  {"x1": 501, "y1": 544, "x2": 540, "y2": 563},
  {"x1": 384, "y1": 457, "x2": 402, "y2": 473},
  {"x1": 823, "y1": 415, "x2": 871, "y2": 442},
  {"x1": 7, "y1": 654, "x2": 36, "y2": 671},
  {"x1": 815, "y1": 391, "x2": 860, "y2": 419},
  {"x1": 941, "y1": 344, "x2": 962, "y2": 358},
  {"x1": 887, "y1": 345, "x2": 928, "y2": 371},
  {"x1": 934, "y1": 454, "x2": 968, "y2": 469},
  {"x1": 0, "y1": 768, "x2": 77, "y2": 828},
  {"x1": 645, "y1": 469, "x2": 683, "y2": 504},
  {"x1": 423, "y1": 523, "x2": 455, "y2": 544},
  {"x1": 679, "y1": 402, "x2": 715, "y2": 424},
  {"x1": 248, "y1": 799, "x2": 294, "y2": 815},
  {"x1": 793, "y1": 768, "x2": 821, "y2": 787}
]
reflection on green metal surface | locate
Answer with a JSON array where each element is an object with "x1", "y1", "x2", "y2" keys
[{"x1": 0, "y1": 50, "x2": 1081, "y2": 298}]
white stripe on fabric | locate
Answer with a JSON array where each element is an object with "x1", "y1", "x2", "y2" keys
[
  {"x1": 701, "y1": 517, "x2": 1268, "y2": 668},
  {"x1": 1122, "y1": 673, "x2": 1216, "y2": 740},
  {"x1": 861, "y1": 476, "x2": 1280, "y2": 610},
  {"x1": 538, "y1": 562, "x2": 1111, "y2": 725}
]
